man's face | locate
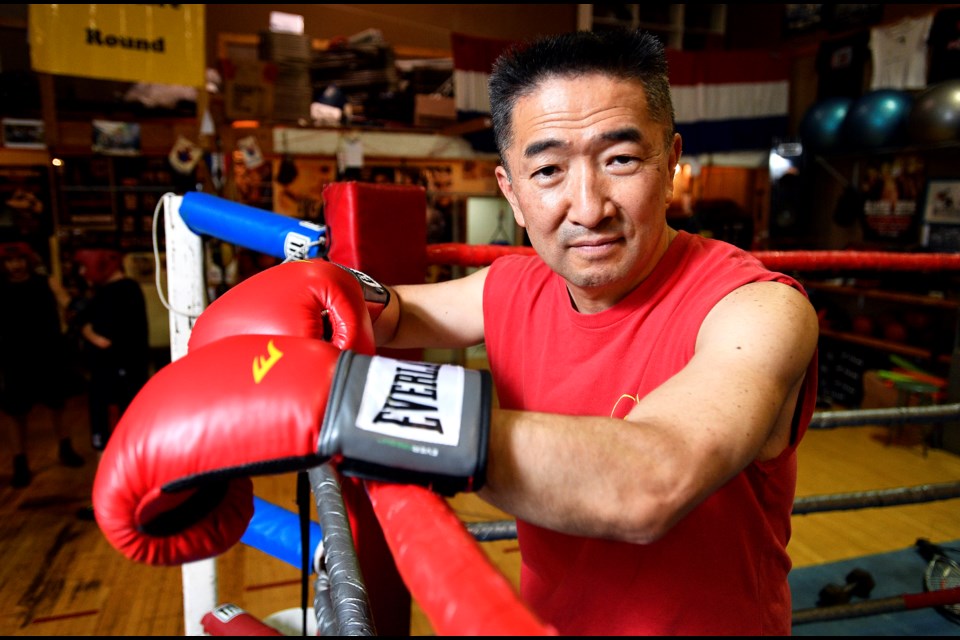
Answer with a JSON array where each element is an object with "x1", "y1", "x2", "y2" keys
[
  {"x1": 2, "y1": 255, "x2": 28, "y2": 281},
  {"x1": 496, "y1": 73, "x2": 681, "y2": 312}
]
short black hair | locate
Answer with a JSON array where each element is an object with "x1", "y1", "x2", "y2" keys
[{"x1": 488, "y1": 28, "x2": 675, "y2": 172}]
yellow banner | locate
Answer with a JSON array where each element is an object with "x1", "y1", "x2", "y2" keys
[{"x1": 28, "y1": 4, "x2": 205, "y2": 87}]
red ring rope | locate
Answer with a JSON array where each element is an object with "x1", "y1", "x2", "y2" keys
[
  {"x1": 753, "y1": 250, "x2": 960, "y2": 271},
  {"x1": 426, "y1": 243, "x2": 960, "y2": 271},
  {"x1": 365, "y1": 481, "x2": 554, "y2": 635}
]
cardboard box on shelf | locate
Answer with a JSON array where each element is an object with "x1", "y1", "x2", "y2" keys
[
  {"x1": 414, "y1": 95, "x2": 456, "y2": 129},
  {"x1": 861, "y1": 370, "x2": 899, "y2": 410}
]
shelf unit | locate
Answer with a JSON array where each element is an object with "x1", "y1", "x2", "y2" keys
[
  {"x1": 53, "y1": 153, "x2": 197, "y2": 252},
  {"x1": 804, "y1": 277, "x2": 959, "y2": 410},
  {"x1": 807, "y1": 280, "x2": 958, "y2": 365},
  {"x1": 817, "y1": 328, "x2": 953, "y2": 365},
  {"x1": 804, "y1": 281, "x2": 960, "y2": 309}
]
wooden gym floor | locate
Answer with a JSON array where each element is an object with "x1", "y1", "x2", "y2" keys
[{"x1": 2, "y1": 391, "x2": 960, "y2": 636}]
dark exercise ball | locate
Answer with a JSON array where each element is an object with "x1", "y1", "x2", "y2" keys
[
  {"x1": 839, "y1": 89, "x2": 913, "y2": 149},
  {"x1": 907, "y1": 79, "x2": 960, "y2": 144},
  {"x1": 799, "y1": 96, "x2": 853, "y2": 152}
]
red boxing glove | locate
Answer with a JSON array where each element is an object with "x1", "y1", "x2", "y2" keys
[
  {"x1": 188, "y1": 259, "x2": 387, "y2": 354},
  {"x1": 93, "y1": 334, "x2": 342, "y2": 566},
  {"x1": 92, "y1": 334, "x2": 491, "y2": 566}
]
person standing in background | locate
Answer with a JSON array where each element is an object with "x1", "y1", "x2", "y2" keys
[
  {"x1": 0, "y1": 242, "x2": 84, "y2": 488},
  {"x1": 72, "y1": 247, "x2": 149, "y2": 518}
]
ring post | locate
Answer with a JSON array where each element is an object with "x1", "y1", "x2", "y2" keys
[{"x1": 162, "y1": 192, "x2": 215, "y2": 636}]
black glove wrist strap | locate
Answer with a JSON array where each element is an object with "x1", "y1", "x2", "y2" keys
[{"x1": 334, "y1": 264, "x2": 390, "y2": 311}]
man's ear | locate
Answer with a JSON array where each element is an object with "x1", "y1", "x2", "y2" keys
[{"x1": 495, "y1": 165, "x2": 526, "y2": 228}]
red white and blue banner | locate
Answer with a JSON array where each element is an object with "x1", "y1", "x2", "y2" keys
[
  {"x1": 451, "y1": 32, "x2": 513, "y2": 121},
  {"x1": 667, "y1": 49, "x2": 790, "y2": 158},
  {"x1": 450, "y1": 32, "x2": 514, "y2": 153}
]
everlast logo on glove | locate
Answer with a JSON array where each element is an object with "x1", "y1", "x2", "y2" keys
[
  {"x1": 252, "y1": 339, "x2": 284, "y2": 384},
  {"x1": 373, "y1": 362, "x2": 443, "y2": 433},
  {"x1": 356, "y1": 357, "x2": 463, "y2": 449},
  {"x1": 319, "y1": 349, "x2": 491, "y2": 494}
]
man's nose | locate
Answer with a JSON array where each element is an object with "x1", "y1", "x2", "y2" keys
[{"x1": 567, "y1": 168, "x2": 612, "y2": 227}]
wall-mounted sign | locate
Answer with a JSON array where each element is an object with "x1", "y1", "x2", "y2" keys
[{"x1": 28, "y1": 4, "x2": 205, "y2": 87}]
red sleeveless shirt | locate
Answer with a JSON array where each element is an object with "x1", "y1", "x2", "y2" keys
[{"x1": 483, "y1": 231, "x2": 818, "y2": 635}]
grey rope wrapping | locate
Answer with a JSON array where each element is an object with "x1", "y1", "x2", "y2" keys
[
  {"x1": 308, "y1": 463, "x2": 376, "y2": 636},
  {"x1": 810, "y1": 403, "x2": 960, "y2": 428},
  {"x1": 792, "y1": 482, "x2": 960, "y2": 514}
]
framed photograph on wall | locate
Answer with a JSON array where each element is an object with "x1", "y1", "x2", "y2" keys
[
  {"x1": 922, "y1": 179, "x2": 960, "y2": 225},
  {"x1": 857, "y1": 154, "x2": 926, "y2": 247},
  {"x1": 92, "y1": 120, "x2": 142, "y2": 156},
  {"x1": 783, "y1": 4, "x2": 823, "y2": 35},
  {"x1": 2, "y1": 118, "x2": 46, "y2": 149},
  {"x1": 922, "y1": 179, "x2": 960, "y2": 251}
]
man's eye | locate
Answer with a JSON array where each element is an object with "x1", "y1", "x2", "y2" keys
[
  {"x1": 532, "y1": 165, "x2": 559, "y2": 179},
  {"x1": 611, "y1": 155, "x2": 636, "y2": 166}
]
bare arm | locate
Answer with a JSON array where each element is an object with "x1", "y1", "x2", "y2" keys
[
  {"x1": 374, "y1": 266, "x2": 489, "y2": 349},
  {"x1": 82, "y1": 322, "x2": 112, "y2": 349},
  {"x1": 478, "y1": 281, "x2": 819, "y2": 544}
]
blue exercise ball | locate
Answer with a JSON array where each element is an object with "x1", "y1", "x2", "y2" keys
[
  {"x1": 907, "y1": 79, "x2": 960, "y2": 144},
  {"x1": 799, "y1": 97, "x2": 854, "y2": 152},
  {"x1": 839, "y1": 89, "x2": 914, "y2": 149}
]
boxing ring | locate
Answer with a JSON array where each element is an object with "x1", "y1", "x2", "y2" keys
[{"x1": 155, "y1": 187, "x2": 960, "y2": 635}]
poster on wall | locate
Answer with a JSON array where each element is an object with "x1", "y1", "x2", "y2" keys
[
  {"x1": 272, "y1": 156, "x2": 335, "y2": 224},
  {"x1": 230, "y1": 148, "x2": 273, "y2": 211},
  {"x1": 0, "y1": 165, "x2": 53, "y2": 263},
  {"x1": 857, "y1": 154, "x2": 925, "y2": 248}
]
